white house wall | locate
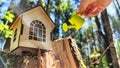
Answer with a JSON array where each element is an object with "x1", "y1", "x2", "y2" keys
[
  {"x1": 19, "y1": 8, "x2": 53, "y2": 50},
  {"x1": 10, "y1": 17, "x2": 21, "y2": 51}
]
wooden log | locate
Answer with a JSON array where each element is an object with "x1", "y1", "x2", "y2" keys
[
  {"x1": 52, "y1": 37, "x2": 86, "y2": 68},
  {"x1": 21, "y1": 50, "x2": 61, "y2": 68},
  {"x1": 18, "y1": 37, "x2": 86, "y2": 68}
]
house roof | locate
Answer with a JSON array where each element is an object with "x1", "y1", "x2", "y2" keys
[{"x1": 10, "y1": 5, "x2": 55, "y2": 29}]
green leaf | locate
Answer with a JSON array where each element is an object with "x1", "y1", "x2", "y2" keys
[
  {"x1": 60, "y1": 3, "x2": 67, "y2": 11},
  {"x1": 2, "y1": 11, "x2": 14, "y2": 23},
  {"x1": 8, "y1": 13, "x2": 15, "y2": 18},
  {"x1": 5, "y1": 11, "x2": 11, "y2": 15},
  {"x1": 90, "y1": 52, "x2": 101, "y2": 58},
  {"x1": 7, "y1": 17, "x2": 13, "y2": 23},
  {"x1": 3, "y1": 29, "x2": 13, "y2": 38},
  {"x1": 4, "y1": 25, "x2": 9, "y2": 29},
  {"x1": 2, "y1": 15, "x2": 13, "y2": 23},
  {"x1": 0, "y1": 22, "x2": 4, "y2": 30},
  {"x1": 80, "y1": 42, "x2": 83, "y2": 45},
  {"x1": 2, "y1": 15, "x2": 9, "y2": 19}
]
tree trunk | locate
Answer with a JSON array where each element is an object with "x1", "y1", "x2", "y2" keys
[
  {"x1": 101, "y1": 9, "x2": 119, "y2": 68},
  {"x1": 18, "y1": 50, "x2": 62, "y2": 68},
  {"x1": 113, "y1": 0, "x2": 120, "y2": 18},
  {"x1": 17, "y1": 37, "x2": 86, "y2": 68},
  {"x1": 116, "y1": 0, "x2": 120, "y2": 9},
  {"x1": 52, "y1": 37, "x2": 86, "y2": 68}
]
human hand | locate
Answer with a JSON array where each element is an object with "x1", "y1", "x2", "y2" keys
[{"x1": 77, "y1": 0, "x2": 113, "y2": 17}]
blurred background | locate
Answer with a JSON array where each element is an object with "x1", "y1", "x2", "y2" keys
[{"x1": 0, "y1": 0, "x2": 120, "y2": 68}]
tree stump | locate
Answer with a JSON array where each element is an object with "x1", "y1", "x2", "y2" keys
[
  {"x1": 20, "y1": 50, "x2": 61, "y2": 68},
  {"x1": 18, "y1": 37, "x2": 86, "y2": 68},
  {"x1": 52, "y1": 37, "x2": 86, "y2": 68}
]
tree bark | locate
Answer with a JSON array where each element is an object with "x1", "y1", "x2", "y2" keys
[
  {"x1": 18, "y1": 50, "x2": 62, "y2": 68},
  {"x1": 101, "y1": 9, "x2": 119, "y2": 68},
  {"x1": 52, "y1": 37, "x2": 86, "y2": 68},
  {"x1": 113, "y1": 0, "x2": 120, "y2": 18}
]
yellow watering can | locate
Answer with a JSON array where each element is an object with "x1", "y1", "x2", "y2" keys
[{"x1": 62, "y1": 14, "x2": 85, "y2": 32}]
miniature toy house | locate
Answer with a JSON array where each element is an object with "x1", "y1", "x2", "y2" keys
[{"x1": 9, "y1": 6, "x2": 55, "y2": 55}]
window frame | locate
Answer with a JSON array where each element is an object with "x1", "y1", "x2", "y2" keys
[{"x1": 29, "y1": 20, "x2": 46, "y2": 42}]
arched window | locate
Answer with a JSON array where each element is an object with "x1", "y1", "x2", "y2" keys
[{"x1": 29, "y1": 20, "x2": 46, "y2": 42}]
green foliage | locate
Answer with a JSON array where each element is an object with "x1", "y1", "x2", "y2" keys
[
  {"x1": 2, "y1": 0, "x2": 115, "y2": 68},
  {"x1": 102, "y1": 56, "x2": 109, "y2": 68},
  {"x1": 90, "y1": 52, "x2": 101, "y2": 58},
  {"x1": 1, "y1": 52, "x2": 18, "y2": 68},
  {"x1": 47, "y1": 0, "x2": 74, "y2": 39},
  {"x1": 0, "y1": 22, "x2": 4, "y2": 30},
  {"x1": 59, "y1": 3, "x2": 67, "y2": 11},
  {"x1": 2, "y1": 11, "x2": 15, "y2": 23},
  {"x1": 117, "y1": 41, "x2": 120, "y2": 57},
  {"x1": 111, "y1": 17, "x2": 120, "y2": 32},
  {"x1": 0, "y1": 25, "x2": 13, "y2": 38},
  {"x1": 3, "y1": 29, "x2": 13, "y2": 38},
  {"x1": 0, "y1": 11, "x2": 14, "y2": 38}
]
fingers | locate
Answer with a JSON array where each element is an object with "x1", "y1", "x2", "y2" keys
[
  {"x1": 76, "y1": 2, "x2": 88, "y2": 14},
  {"x1": 77, "y1": 0, "x2": 113, "y2": 17},
  {"x1": 80, "y1": 2, "x2": 105, "y2": 17},
  {"x1": 82, "y1": 3, "x2": 98, "y2": 16},
  {"x1": 77, "y1": 0, "x2": 97, "y2": 14}
]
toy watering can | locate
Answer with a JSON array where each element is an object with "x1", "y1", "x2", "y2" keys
[{"x1": 62, "y1": 14, "x2": 85, "y2": 32}]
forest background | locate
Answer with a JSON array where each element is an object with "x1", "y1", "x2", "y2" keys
[{"x1": 0, "y1": 0, "x2": 120, "y2": 68}]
